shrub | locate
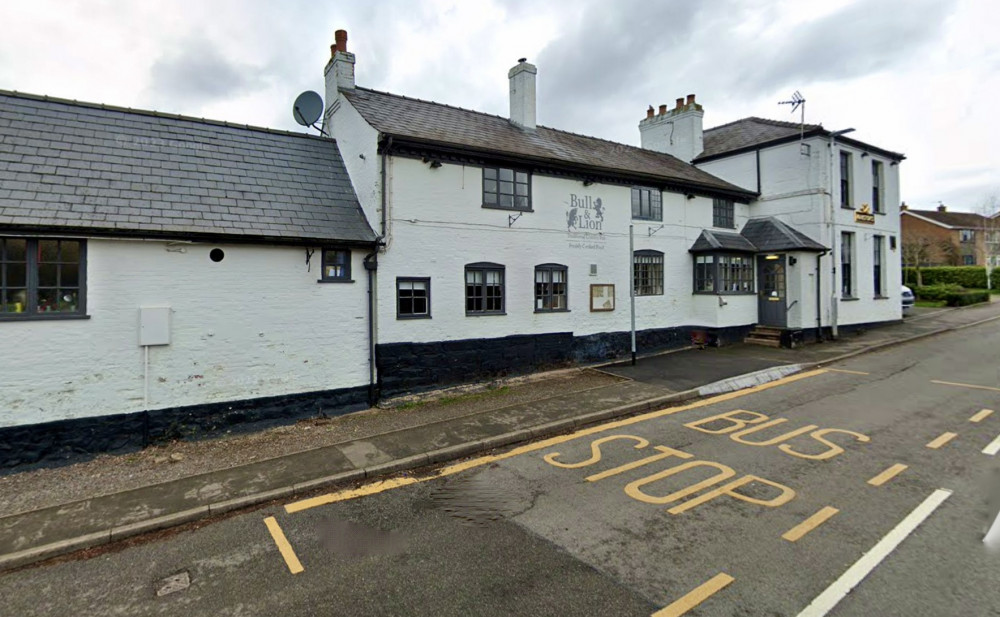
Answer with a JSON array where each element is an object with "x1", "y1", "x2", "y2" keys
[
  {"x1": 913, "y1": 284, "x2": 963, "y2": 301},
  {"x1": 902, "y1": 266, "x2": 989, "y2": 288},
  {"x1": 944, "y1": 290, "x2": 990, "y2": 306}
]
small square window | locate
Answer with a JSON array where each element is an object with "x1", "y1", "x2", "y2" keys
[
  {"x1": 397, "y1": 278, "x2": 430, "y2": 319},
  {"x1": 321, "y1": 249, "x2": 351, "y2": 282},
  {"x1": 713, "y1": 198, "x2": 734, "y2": 229},
  {"x1": 483, "y1": 166, "x2": 531, "y2": 211},
  {"x1": 631, "y1": 187, "x2": 661, "y2": 221}
]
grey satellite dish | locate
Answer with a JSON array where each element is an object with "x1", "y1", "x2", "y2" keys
[{"x1": 292, "y1": 90, "x2": 323, "y2": 127}]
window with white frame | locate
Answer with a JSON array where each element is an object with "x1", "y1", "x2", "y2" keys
[
  {"x1": 871, "y1": 161, "x2": 884, "y2": 214},
  {"x1": 841, "y1": 231, "x2": 855, "y2": 297},
  {"x1": 633, "y1": 250, "x2": 664, "y2": 296},
  {"x1": 534, "y1": 264, "x2": 568, "y2": 311},
  {"x1": 840, "y1": 151, "x2": 853, "y2": 208},
  {"x1": 873, "y1": 235, "x2": 885, "y2": 297},
  {"x1": 465, "y1": 262, "x2": 505, "y2": 314},
  {"x1": 960, "y1": 229, "x2": 975, "y2": 243},
  {"x1": 631, "y1": 187, "x2": 662, "y2": 221},
  {"x1": 1, "y1": 238, "x2": 86, "y2": 319},
  {"x1": 397, "y1": 277, "x2": 430, "y2": 319}
]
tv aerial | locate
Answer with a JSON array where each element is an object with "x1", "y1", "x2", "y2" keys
[
  {"x1": 292, "y1": 90, "x2": 326, "y2": 135},
  {"x1": 778, "y1": 90, "x2": 808, "y2": 145}
]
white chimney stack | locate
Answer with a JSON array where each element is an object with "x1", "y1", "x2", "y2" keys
[
  {"x1": 324, "y1": 29, "x2": 356, "y2": 99},
  {"x1": 508, "y1": 58, "x2": 537, "y2": 130},
  {"x1": 639, "y1": 93, "x2": 704, "y2": 162}
]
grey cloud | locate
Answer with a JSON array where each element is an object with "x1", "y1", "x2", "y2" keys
[
  {"x1": 746, "y1": 0, "x2": 957, "y2": 93},
  {"x1": 527, "y1": 0, "x2": 955, "y2": 144},
  {"x1": 146, "y1": 36, "x2": 267, "y2": 106}
]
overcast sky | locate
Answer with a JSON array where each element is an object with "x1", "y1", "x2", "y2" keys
[{"x1": 1, "y1": 0, "x2": 996, "y2": 211}]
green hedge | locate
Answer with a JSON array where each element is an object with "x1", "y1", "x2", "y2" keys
[
  {"x1": 913, "y1": 284, "x2": 963, "y2": 301},
  {"x1": 945, "y1": 290, "x2": 991, "y2": 306},
  {"x1": 902, "y1": 266, "x2": 1000, "y2": 290}
]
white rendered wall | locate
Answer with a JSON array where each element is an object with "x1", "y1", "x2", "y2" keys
[
  {"x1": 698, "y1": 138, "x2": 902, "y2": 328},
  {"x1": 0, "y1": 239, "x2": 370, "y2": 427},
  {"x1": 374, "y1": 156, "x2": 758, "y2": 345},
  {"x1": 327, "y1": 97, "x2": 381, "y2": 234}
]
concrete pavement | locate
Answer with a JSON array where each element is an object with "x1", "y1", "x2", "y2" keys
[{"x1": 2, "y1": 300, "x2": 999, "y2": 572}]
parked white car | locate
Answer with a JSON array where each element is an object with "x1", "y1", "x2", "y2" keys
[{"x1": 901, "y1": 285, "x2": 915, "y2": 315}]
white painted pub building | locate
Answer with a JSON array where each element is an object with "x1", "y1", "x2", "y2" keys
[{"x1": 0, "y1": 30, "x2": 903, "y2": 466}]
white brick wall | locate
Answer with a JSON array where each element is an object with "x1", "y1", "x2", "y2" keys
[
  {"x1": 0, "y1": 239, "x2": 371, "y2": 427},
  {"x1": 374, "y1": 156, "x2": 757, "y2": 345}
]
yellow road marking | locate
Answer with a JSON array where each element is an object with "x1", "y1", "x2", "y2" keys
[
  {"x1": 931, "y1": 380, "x2": 1000, "y2": 393},
  {"x1": 782, "y1": 507, "x2": 839, "y2": 542},
  {"x1": 926, "y1": 432, "x2": 958, "y2": 449},
  {"x1": 868, "y1": 463, "x2": 908, "y2": 487},
  {"x1": 284, "y1": 369, "x2": 829, "y2": 514},
  {"x1": 826, "y1": 368, "x2": 870, "y2": 375},
  {"x1": 263, "y1": 516, "x2": 304, "y2": 574},
  {"x1": 970, "y1": 409, "x2": 994, "y2": 423},
  {"x1": 652, "y1": 573, "x2": 735, "y2": 617}
]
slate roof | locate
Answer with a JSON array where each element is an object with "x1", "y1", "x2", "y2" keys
[
  {"x1": 342, "y1": 87, "x2": 756, "y2": 201},
  {"x1": 0, "y1": 90, "x2": 376, "y2": 244},
  {"x1": 740, "y1": 217, "x2": 827, "y2": 252},
  {"x1": 689, "y1": 229, "x2": 757, "y2": 253},
  {"x1": 700, "y1": 117, "x2": 822, "y2": 160},
  {"x1": 902, "y1": 209, "x2": 988, "y2": 229},
  {"x1": 697, "y1": 117, "x2": 905, "y2": 163}
]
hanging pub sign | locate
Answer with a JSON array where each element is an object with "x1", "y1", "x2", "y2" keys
[{"x1": 854, "y1": 203, "x2": 876, "y2": 224}]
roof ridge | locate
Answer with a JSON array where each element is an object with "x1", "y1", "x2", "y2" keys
[
  {"x1": 0, "y1": 88, "x2": 332, "y2": 143},
  {"x1": 706, "y1": 115, "x2": 823, "y2": 134},
  {"x1": 352, "y1": 85, "x2": 684, "y2": 162}
]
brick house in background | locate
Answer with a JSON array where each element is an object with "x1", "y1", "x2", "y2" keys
[{"x1": 900, "y1": 204, "x2": 997, "y2": 266}]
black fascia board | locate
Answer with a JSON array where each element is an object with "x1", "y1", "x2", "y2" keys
[
  {"x1": 0, "y1": 224, "x2": 380, "y2": 249},
  {"x1": 381, "y1": 134, "x2": 759, "y2": 203}
]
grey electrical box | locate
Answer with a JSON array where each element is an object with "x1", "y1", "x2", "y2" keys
[{"x1": 139, "y1": 306, "x2": 171, "y2": 346}]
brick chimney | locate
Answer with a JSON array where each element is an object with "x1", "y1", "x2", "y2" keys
[
  {"x1": 937, "y1": 203, "x2": 947, "y2": 212},
  {"x1": 639, "y1": 93, "x2": 704, "y2": 162},
  {"x1": 508, "y1": 58, "x2": 537, "y2": 130},
  {"x1": 900, "y1": 201, "x2": 908, "y2": 211},
  {"x1": 324, "y1": 29, "x2": 356, "y2": 103}
]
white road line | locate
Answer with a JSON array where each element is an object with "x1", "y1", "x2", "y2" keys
[
  {"x1": 983, "y1": 433, "x2": 1000, "y2": 456},
  {"x1": 796, "y1": 488, "x2": 952, "y2": 617},
  {"x1": 984, "y1": 510, "x2": 1000, "y2": 549}
]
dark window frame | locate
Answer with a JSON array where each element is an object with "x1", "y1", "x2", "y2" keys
[
  {"x1": 534, "y1": 263, "x2": 569, "y2": 312},
  {"x1": 871, "y1": 160, "x2": 884, "y2": 214},
  {"x1": 0, "y1": 237, "x2": 88, "y2": 321},
  {"x1": 873, "y1": 235, "x2": 885, "y2": 297},
  {"x1": 631, "y1": 186, "x2": 662, "y2": 221},
  {"x1": 319, "y1": 248, "x2": 352, "y2": 283},
  {"x1": 396, "y1": 277, "x2": 431, "y2": 319},
  {"x1": 693, "y1": 253, "x2": 754, "y2": 295},
  {"x1": 841, "y1": 231, "x2": 855, "y2": 298},
  {"x1": 712, "y1": 198, "x2": 735, "y2": 229},
  {"x1": 840, "y1": 151, "x2": 853, "y2": 209},
  {"x1": 465, "y1": 262, "x2": 506, "y2": 315},
  {"x1": 482, "y1": 166, "x2": 532, "y2": 212},
  {"x1": 633, "y1": 249, "x2": 664, "y2": 296}
]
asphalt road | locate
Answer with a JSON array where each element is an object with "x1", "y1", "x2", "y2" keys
[{"x1": 2, "y1": 324, "x2": 999, "y2": 617}]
